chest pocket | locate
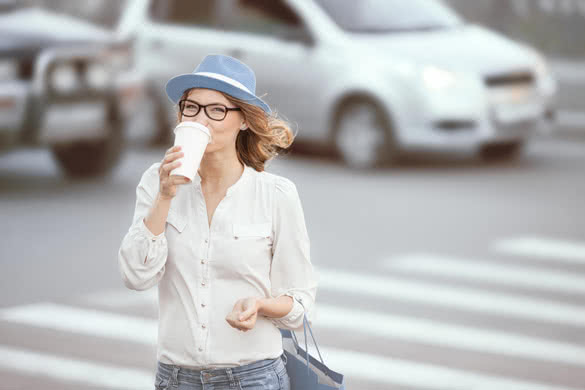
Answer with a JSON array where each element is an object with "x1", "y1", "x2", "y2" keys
[
  {"x1": 211, "y1": 221, "x2": 273, "y2": 279},
  {"x1": 233, "y1": 222, "x2": 272, "y2": 239}
]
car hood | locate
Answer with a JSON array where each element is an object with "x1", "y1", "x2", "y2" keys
[
  {"x1": 347, "y1": 24, "x2": 538, "y2": 76},
  {"x1": 0, "y1": 7, "x2": 112, "y2": 57}
]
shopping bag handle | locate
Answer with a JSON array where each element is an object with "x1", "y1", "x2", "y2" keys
[
  {"x1": 282, "y1": 322, "x2": 338, "y2": 379},
  {"x1": 280, "y1": 299, "x2": 326, "y2": 377},
  {"x1": 295, "y1": 299, "x2": 324, "y2": 364}
]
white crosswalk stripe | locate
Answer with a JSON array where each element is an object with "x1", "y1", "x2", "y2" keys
[
  {"x1": 317, "y1": 267, "x2": 585, "y2": 326},
  {"x1": 384, "y1": 252, "x2": 585, "y2": 294},
  {"x1": 0, "y1": 302, "x2": 156, "y2": 345},
  {"x1": 492, "y1": 237, "x2": 585, "y2": 263},
  {"x1": 320, "y1": 347, "x2": 582, "y2": 390},
  {"x1": 0, "y1": 345, "x2": 152, "y2": 390}
]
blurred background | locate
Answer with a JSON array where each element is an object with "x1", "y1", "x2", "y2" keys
[{"x1": 1, "y1": 1, "x2": 584, "y2": 389}]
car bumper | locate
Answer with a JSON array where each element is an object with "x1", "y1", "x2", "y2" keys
[{"x1": 396, "y1": 83, "x2": 556, "y2": 150}]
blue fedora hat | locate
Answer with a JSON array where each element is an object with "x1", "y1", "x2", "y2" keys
[{"x1": 165, "y1": 54, "x2": 271, "y2": 114}]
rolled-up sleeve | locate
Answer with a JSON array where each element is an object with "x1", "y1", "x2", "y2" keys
[
  {"x1": 269, "y1": 177, "x2": 318, "y2": 331},
  {"x1": 117, "y1": 163, "x2": 168, "y2": 291}
]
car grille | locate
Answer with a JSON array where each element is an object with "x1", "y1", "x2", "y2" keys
[{"x1": 484, "y1": 71, "x2": 534, "y2": 88}]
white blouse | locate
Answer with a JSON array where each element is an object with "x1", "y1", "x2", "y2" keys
[{"x1": 117, "y1": 162, "x2": 318, "y2": 369}]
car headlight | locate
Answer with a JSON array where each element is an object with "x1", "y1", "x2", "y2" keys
[
  {"x1": 0, "y1": 59, "x2": 17, "y2": 82},
  {"x1": 51, "y1": 64, "x2": 80, "y2": 93},
  {"x1": 533, "y1": 55, "x2": 557, "y2": 95},
  {"x1": 422, "y1": 65, "x2": 457, "y2": 90},
  {"x1": 86, "y1": 62, "x2": 111, "y2": 89}
]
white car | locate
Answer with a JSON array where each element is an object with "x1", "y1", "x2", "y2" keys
[{"x1": 123, "y1": 0, "x2": 557, "y2": 169}]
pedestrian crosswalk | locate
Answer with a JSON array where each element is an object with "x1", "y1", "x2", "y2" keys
[
  {"x1": 493, "y1": 236, "x2": 585, "y2": 264},
  {"x1": 1, "y1": 236, "x2": 584, "y2": 390},
  {"x1": 0, "y1": 345, "x2": 151, "y2": 390},
  {"x1": 319, "y1": 267, "x2": 585, "y2": 326},
  {"x1": 385, "y1": 252, "x2": 585, "y2": 294}
]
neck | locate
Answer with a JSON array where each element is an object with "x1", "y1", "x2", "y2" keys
[{"x1": 198, "y1": 154, "x2": 244, "y2": 189}]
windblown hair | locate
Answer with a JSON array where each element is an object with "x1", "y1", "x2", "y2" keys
[{"x1": 176, "y1": 89, "x2": 296, "y2": 172}]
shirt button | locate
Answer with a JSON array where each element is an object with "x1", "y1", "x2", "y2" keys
[
  {"x1": 201, "y1": 303, "x2": 206, "y2": 307},
  {"x1": 201, "y1": 281, "x2": 206, "y2": 286},
  {"x1": 198, "y1": 347, "x2": 203, "y2": 352},
  {"x1": 202, "y1": 324, "x2": 206, "y2": 329},
  {"x1": 201, "y1": 259, "x2": 205, "y2": 264},
  {"x1": 205, "y1": 239, "x2": 209, "y2": 243}
]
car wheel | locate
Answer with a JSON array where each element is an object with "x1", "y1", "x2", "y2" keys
[
  {"x1": 332, "y1": 99, "x2": 399, "y2": 170},
  {"x1": 479, "y1": 140, "x2": 524, "y2": 161},
  {"x1": 50, "y1": 100, "x2": 124, "y2": 178}
]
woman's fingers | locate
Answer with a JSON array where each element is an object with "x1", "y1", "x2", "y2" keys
[
  {"x1": 159, "y1": 147, "x2": 182, "y2": 170},
  {"x1": 170, "y1": 176, "x2": 191, "y2": 185},
  {"x1": 163, "y1": 151, "x2": 184, "y2": 163},
  {"x1": 165, "y1": 145, "x2": 181, "y2": 154},
  {"x1": 162, "y1": 160, "x2": 181, "y2": 174}
]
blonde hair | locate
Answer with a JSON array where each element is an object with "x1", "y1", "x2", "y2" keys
[{"x1": 176, "y1": 89, "x2": 296, "y2": 172}]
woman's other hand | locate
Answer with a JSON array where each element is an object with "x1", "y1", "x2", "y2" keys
[{"x1": 225, "y1": 297, "x2": 261, "y2": 332}]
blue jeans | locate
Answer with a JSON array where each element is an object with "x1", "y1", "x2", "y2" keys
[{"x1": 154, "y1": 354, "x2": 290, "y2": 390}]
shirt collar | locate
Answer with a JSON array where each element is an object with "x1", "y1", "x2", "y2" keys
[{"x1": 192, "y1": 164, "x2": 252, "y2": 197}]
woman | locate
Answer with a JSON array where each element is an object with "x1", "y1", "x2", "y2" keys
[{"x1": 117, "y1": 54, "x2": 318, "y2": 390}]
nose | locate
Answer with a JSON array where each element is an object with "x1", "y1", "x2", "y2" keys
[{"x1": 184, "y1": 109, "x2": 209, "y2": 127}]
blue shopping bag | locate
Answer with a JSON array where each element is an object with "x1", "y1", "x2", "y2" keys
[{"x1": 280, "y1": 314, "x2": 345, "y2": 390}]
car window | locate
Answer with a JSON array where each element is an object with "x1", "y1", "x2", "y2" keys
[
  {"x1": 16, "y1": 0, "x2": 127, "y2": 30},
  {"x1": 149, "y1": 0, "x2": 218, "y2": 27},
  {"x1": 221, "y1": 0, "x2": 303, "y2": 39},
  {"x1": 315, "y1": 0, "x2": 462, "y2": 33}
]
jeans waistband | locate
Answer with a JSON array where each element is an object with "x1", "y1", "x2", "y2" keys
[{"x1": 157, "y1": 354, "x2": 286, "y2": 385}]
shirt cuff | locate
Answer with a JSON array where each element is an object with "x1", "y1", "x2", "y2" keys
[{"x1": 270, "y1": 292, "x2": 306, "y2": 329}]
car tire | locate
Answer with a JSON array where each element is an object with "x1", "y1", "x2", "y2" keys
[
  {"x1": 332, "y1": 98, "x2": 399, "y2": 170},
  {"x1": 479, "y1": 140, "x2": 524, "y2": 161},
  {"x1": 50, "y1": 99, "x2": 124, "y2": 178}
]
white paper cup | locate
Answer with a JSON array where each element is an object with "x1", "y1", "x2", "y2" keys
[{"x1": 170, "y1": 122, "x2": 211, "y2": 182}]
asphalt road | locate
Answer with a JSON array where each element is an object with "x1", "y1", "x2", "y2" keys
[{"x1": 1, "y1": 135, "x2": 584, "y2": 390}]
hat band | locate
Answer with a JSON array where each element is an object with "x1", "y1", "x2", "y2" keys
[{"x1": 193, "y1": 72, "x2": 253, "y2": 94}]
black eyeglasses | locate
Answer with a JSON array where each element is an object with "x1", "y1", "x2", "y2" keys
[{"x1": 179, "y1": 99, "x2": 241, "y2": 121}]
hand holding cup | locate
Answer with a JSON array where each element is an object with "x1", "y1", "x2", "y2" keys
[{"x1": 158, "y1": 145, "x2": 191, "y2": 200}]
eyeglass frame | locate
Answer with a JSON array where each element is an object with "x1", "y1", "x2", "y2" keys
[{"x1": 178, "y1": 99, "x2": 242, "y2": 121}]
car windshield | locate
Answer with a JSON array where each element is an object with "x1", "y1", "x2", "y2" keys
[
  {"x1": 12, "y1": 0, "x2": 127, "y2": 30},
  {"x1": 314, "y1": 0, "x2": 463, "y2": 33}
]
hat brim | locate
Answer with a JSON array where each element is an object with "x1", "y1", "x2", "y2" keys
[{"x1": 165, "y1": 74, "x2": 272, "y2": 115}]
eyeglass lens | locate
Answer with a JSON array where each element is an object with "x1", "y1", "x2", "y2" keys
[{"x1": 181, "y1": 101, "x2": 228, "y2": 120}]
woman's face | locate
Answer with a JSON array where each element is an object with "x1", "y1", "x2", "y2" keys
[{"x1": 181, "y1": 88, "x2": 246, "y2": 155}]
